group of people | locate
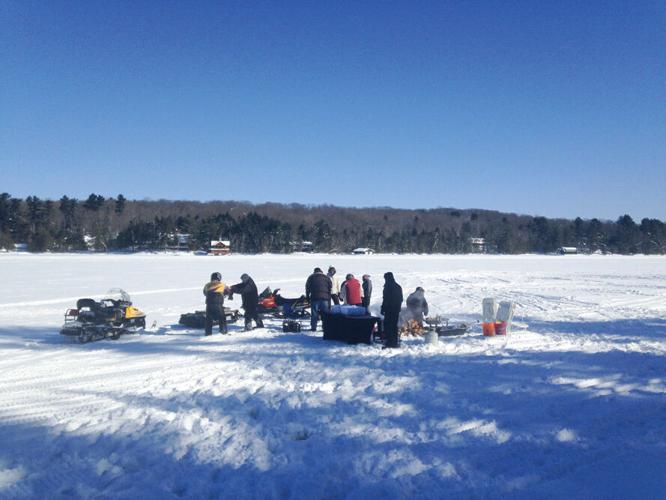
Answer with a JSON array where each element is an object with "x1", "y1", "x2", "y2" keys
[
  {"x1": 202, "y1": 272, "x2": 263, "y2": 336},
  {"x1": 304, "y1": 266, "x2": 371, "y2": 323},
  {"x1": 202, "y1": 266, "x2": 429, "y2": 349}
]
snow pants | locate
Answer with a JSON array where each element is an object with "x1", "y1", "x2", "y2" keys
[
  {"x1": 383, "y1": 310, "x2": 400, "y2": 347},
  {"x1": 243, "y1": 306, "x2": 264, "y2": 331},
  {"x1": 205, "y1": 306, "x2": 227, "y2": 335}
]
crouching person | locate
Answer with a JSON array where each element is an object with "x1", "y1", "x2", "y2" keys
[
  {"x1": 305, "y1": 267, "x2": 332, "y2": 331},
  {"x1": 228, "y1": 273, "x2": 264, "y2": 331},
  {"x1": 203, "y1": 272, "x2": 228, "y2": 335},
  {"x1": 406, "y1": 287, "x2": 429, "y2": 327}
]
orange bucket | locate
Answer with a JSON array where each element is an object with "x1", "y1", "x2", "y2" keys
[
  {"x1": 495, "y1": 321, "x2": 507, "y2": 335},
  {"x1": 482, "y1": 322, "x2": 495, "y2": 337}
]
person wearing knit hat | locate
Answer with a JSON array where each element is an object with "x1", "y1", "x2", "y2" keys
[
  {"x1": 381, "y1": 272, "x2": 403, "y2": 348},
  {"x1": 306, "y1": 267, "x2": 332, "y2": 331},
  {"x1": 228, "y1": 273, "x2": 264, "y2": 331}
]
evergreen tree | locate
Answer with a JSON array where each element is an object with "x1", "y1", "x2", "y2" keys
[
  {"x1": 611, "y1": 215, "x2": 640, "y2": 254},
  {"x1": 84, "y1": 193, "x2": 105, "y2": 211},
  {"x1": 115, "y1": 194, "x2": 127, "y2": 214}
]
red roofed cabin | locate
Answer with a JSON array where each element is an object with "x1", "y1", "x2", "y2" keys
[{"x1": 209, "y1": 240, "x2": 231, "y2": 255}]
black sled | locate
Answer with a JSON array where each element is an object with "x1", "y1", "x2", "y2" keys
[
  {"x1": 425, "y1": 316, "x2": 469, "y2": 337},
  {"x1": 178, "y1": 308, "x2": 240, "y2": 329}
]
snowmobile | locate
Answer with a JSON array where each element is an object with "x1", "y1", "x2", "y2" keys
[
  {"x1": 257, "y1": 287, "x2": 278, "y2": 314},
  {"x1": 178, "y1": 308, "x2": 241, "y2": 328},
  {"x1": 257, "y1": 287, "x2": 310, "y2": 319},
  {"x1": 60, "y1": 288, "x2": 146, "y2": 343}
]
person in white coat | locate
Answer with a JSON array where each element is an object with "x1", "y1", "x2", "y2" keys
[{"x1": 328, "y1": 266, "x2": 341, "y2": 305}]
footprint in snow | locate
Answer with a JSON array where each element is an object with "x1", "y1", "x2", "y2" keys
[
  {"x1": 247, "y1": 407, "x2": 260, "y2": 420},
  {"x1": 291, "y1": 428, "x2": 311, "y2": 441}
]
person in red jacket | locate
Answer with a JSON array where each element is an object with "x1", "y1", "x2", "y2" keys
[{"x1": 341, "y1": 273, "x2": 363, "y2": 306}]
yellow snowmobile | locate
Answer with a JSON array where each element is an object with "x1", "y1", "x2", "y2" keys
[{"x1": 60, "y1": 288, "x2": 147, "y2": 343}]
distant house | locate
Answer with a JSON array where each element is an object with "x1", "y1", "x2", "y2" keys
[
  {"x1": 210, "y1": 240, "x2": 231, "y2": 255},
  {"x1": 83, "y1": 235, "x2": 96, "y2": 250},
  {"x1": 290, "y1": 241, "x2": 314, "y2": 253},
  {"x1": 469, "y1": 238, "x2": 486, "y2": 253},
  {"x1": 556, "y1": 247, "x2": 578, "y2": 255},
  {"x1": 352, "y1": 248, "x2": 374, "y2": 255},
  {"x1": 13, "y1": 243, "x2": 28, "y2": 252},
  {"x1": 168, "y1": 233, "x2": 191, "y2": 251}
]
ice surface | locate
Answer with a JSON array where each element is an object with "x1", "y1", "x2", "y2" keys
[{"x1": 1, "y1": 253, "x2": 665, "y2": 498}]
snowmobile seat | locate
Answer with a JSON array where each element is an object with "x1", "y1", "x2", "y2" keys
[{"x1": 77, "y1": 298, "x2": 97, "y2": 310}]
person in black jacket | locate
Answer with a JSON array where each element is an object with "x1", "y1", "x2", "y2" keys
[
  {"x1": 381, "y1": 272, "x2": 403, "y2": 348},
  {"x1": 228, "y1": 273, "x2": 264, "y2": 331},
  {"x1": 203, "y1": 272, "x2": 227, "y2": 335},
  {"x1": 305, "y1": 267, "x2": 332, "y2": 331}
]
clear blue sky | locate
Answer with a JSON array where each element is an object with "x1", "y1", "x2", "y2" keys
[{"x1": 2, "y1": 0, "x2": 665, "y2": 220}]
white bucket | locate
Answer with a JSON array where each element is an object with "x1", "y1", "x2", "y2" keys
[
  {"x1": 425, "y1": 330, "x2": 438, "y2": 345},
  {"x1": 482, "y1": 297, "x2": 497, "y2": 323},
  {"x1": 497, "y1": 301, "x2": 516, "y2": 333}
]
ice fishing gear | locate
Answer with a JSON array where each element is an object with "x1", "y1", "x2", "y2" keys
[
  {"x1": 425, "y1": 316, "x2": 469, "y2": 337},
  {"x1": 60, "y1": 288, "x2": 146, "y2": 343},
  {"x1": 282, "y1": 319, "x2": 302, "y2": 333},
  {"x1": 178, "y1": 308, "x2": 240, "y2": 328}
]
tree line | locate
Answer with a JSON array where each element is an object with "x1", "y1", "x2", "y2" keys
[{"x1": 0, "y1": 193, "x2": 664, "y2": 254}]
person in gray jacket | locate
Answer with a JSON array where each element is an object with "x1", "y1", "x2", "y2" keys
[
  {"x1": 361, "y1": 274, "x2": 372, "y2": 311},
  {"x1": 406, "y1": 287, "x2": 429, "y2": 327}
]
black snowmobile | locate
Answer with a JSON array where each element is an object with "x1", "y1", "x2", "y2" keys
[
  {"x1": 178, "y1": 308, "x2": 241, "y2": 328},
  {"x1": 60, "y1": 288, "x2": 147, "y2": 343}
]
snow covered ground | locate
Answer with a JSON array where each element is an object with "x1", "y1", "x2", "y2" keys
[{"x1": 1, "y1": 253, "x2": 665, "y2": 499}]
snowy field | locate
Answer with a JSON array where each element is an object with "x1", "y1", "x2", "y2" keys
[{"x1": 1, "y1": 253, "x2": 665, "y2": 499}]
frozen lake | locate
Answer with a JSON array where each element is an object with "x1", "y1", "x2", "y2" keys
[{"x1": 1, "y1": 253, "x2": 665, "y2": 498}]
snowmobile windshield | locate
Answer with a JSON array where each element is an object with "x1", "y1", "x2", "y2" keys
[{"x1": 104, "y1": 288, "x2": 131, "y2": 303}]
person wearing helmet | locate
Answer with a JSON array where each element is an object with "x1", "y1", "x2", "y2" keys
[
  {"x1": 228, "y1": 273, "x2": 264, "y2": 331},
  {"x1": 203, "y1": 272, "x2": 228, "y2": 335}
]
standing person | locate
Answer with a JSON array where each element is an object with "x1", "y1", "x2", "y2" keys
[
  {"x1": 305, "y1": 267, "x2": 332, "y2": 331},
  {"x1": 362, "y1": 274, "x2": 372, "y2": 311},
  {"x1": 381, "y1": 272, "x2": 403, "y2": 348},
  {"x1": 328, "y1": 266, "x2": 341, "y2": 305},
  {"x1": 340, "y1": 273, "x2": 363, "y2": 306},
  {"x1": 406, "y1": 287, "x2": 429, "y2": 327},
  {"x1": 228, "y1": 273, "x2": 264, "y2": 331},
  {"x1": 203, "y1": 272, "x2": 228, "y2": 336}
]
